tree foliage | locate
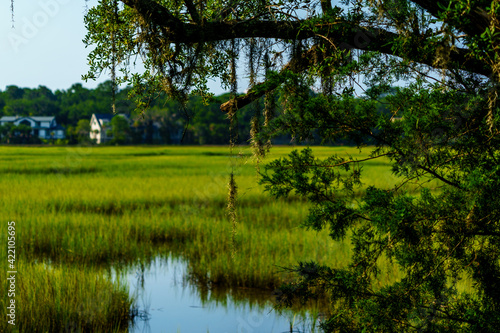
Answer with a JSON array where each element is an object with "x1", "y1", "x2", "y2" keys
[{"x1": 84, "y1": 0, "x2": 500, "y2": 331}]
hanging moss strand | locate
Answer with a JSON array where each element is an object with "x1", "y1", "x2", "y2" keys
[
  {"x1": 110, "y1": 0, "x2": 118, "y2": 114},
  {"x1": 11, "y1": 0, "x2": 14, "y2": 27},
  {"x1": 263, "y1": 51, "x2": 275, "y2": 152},
  {"x1": 227, "y1": 172, "x2": 238, "y2": 258},
  {"x1": 227, "y1": 38, "x2": 239, "y2": 256}
]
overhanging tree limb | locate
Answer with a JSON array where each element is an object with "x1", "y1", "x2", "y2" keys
[
  {"x1": 120, "y1": 0, "x2": 491, "y2": 78},
  {"x1": 410, "y1": 0, "x2": 490, "y2": 37},
  {"x1": 184, "y1": 0, "x2": 201, "y2": 24}
]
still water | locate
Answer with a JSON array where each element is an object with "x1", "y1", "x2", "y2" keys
[{"x1": 121, "y1": 257, "x2": 318, "y2": 333}]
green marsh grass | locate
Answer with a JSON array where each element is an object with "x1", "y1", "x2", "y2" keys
[
  {"x1": 0, "y1": 145, "x2": 433, "y2": 331},
  {"x1": 0, "y1": 259, "x2": 134, "y2": 332}
]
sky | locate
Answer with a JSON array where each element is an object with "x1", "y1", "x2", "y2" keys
[
  {"x1": 1, "y1": 0, "x2": 104, "y2": 91},
  {"x1": 0, "y1": 0, "x2": 228, "y2": 94}
]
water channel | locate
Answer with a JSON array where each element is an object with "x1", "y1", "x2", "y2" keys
[{"x1": 120, "y1": 257, "x2": 319, "y2": 333}]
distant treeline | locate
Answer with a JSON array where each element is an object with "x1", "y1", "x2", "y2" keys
[
  {"x1": 0, "y1": 81, "x2": 266, "y2": 145},
  {"x1": 0, "y1": 82, "x2": 394, "y2": 145}
]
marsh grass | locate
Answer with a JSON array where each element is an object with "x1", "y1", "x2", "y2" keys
[
  {"x1": 1, "y1": 145, "x2": 430, "y2": 331},
  {"x1": 0, "y1": 259, "x2": 134, "y2": 333}
]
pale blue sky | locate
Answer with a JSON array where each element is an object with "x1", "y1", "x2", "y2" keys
[
  {"x1": 1, "y1": 0, "x2": 228, "y2": 94},
  {"x1": 1, "y1": 0, "x2": 105, "y2": 91}
]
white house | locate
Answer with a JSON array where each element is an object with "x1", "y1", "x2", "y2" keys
[
  {"x1": 0, "y1": 116, "x2": 65, "y2": 139},
  {"x1": 89, "y1": 114, "x2": 113, "y2": 144},
  {"x1": 89, "y1": 113, "x2": 130, "y2": 144}
]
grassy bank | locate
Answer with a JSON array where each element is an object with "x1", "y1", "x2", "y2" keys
[
  {"x1": 0, "y1": 260, "x2": 133, "y2": 332},
  {"x1": 0, "y1": 145, "x2": 423, "y2": 330}
]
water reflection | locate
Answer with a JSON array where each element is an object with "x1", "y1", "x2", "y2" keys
[{"x1": 122, "y1": 257, "x2": 318, "y2": 333}]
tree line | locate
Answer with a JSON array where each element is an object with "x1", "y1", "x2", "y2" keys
[{"x1": 0, "y1": 81, "x2": 274, "y2": 145}]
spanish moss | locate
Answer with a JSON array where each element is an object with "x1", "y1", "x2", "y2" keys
[
  {"x1": 227, "y1": 38, "x2": 239, "y2": 257},
  {"x1": 263, "y1": 51, "x2": 275, "y2": 153},
  {"x1": 110, "y1": 0, "x2": 118, "y2": 113},
  {"x1": 248, "y1": 38, "x2": 266, "y2": 165},
  {"x1": 248, "y1": 38, "x2": 257, "y2": 88},
  {"x1": 228, "y1": 38, "x2": 239, "y2": 150},
  {"x1": 227, "y1": 172, "x2": 238, "y2": 258},
  {"x1": 11, "y1": 0, "x2": 14, "y2": 27}
]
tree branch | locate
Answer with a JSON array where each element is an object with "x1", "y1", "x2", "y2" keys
[
  {"x1": 410, "y1": 0, "x2": 490, "y2": 37},
  {"x1": 321, "y1": 0, "x2": 332, "y2": 14},
  {"x1": 184, "y1": 0, "x2": 201, "y2": 24},
  {"x1": 416, "y1": 164, "x2": 463, "y2": 189},
  {"x1": 120, "y1": 0, "x2": 491, "y2": 82}
]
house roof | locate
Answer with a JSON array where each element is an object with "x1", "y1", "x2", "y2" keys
[
  {"x1": 0, "y1": 116, "x2": 55, "y2": 122},
  {"x1": 32, "y1": 116, "x2": 55, "y2": 122},
  {"x1": 0, "y1": 116, "x2": 18, "y2": 122},
  {"x1": 92, "y1": 113, "x2": 130, "y2": 129},
  {"x1": 92, "y1": 114, "x2": 113, "y2": 129},
  {"x1": 93, "y1": 114, "x2": 113, "y2": 121}
]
